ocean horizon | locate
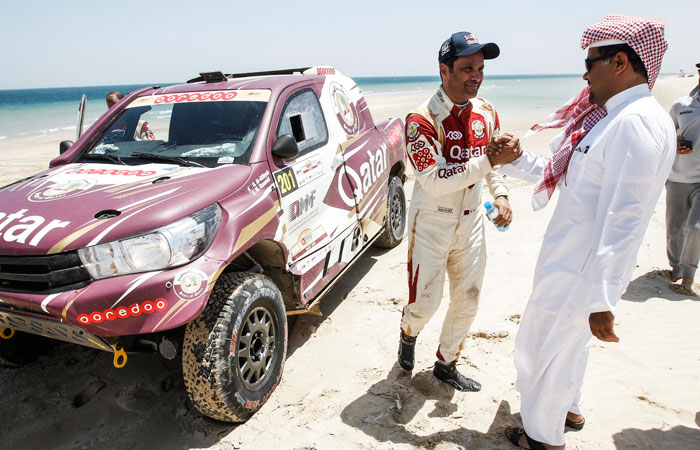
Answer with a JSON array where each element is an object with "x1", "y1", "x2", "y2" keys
[{"x1": 0, "y1": 73, "x2": 672, "y2": 147}]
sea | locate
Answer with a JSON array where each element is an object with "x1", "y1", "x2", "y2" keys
[{"x1": 0, "y1": 75, "x2": 592, "y2": 147}]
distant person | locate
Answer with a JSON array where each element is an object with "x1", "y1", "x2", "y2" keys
[
  {"x1": 680, "y1": 69, "x2": 685, "y2": 78},
  {"x1": 494, "y1": 14, "x2": 675, "y2": 449},
  {"x1": 397, "y1": 31, "x2": 520, "y2": 392},
  {"x1": 106, "y1": 91, "x2": 124, "y2": 108},
  {"x1": 664, "y1": 62, "x2": 700, "y2": 297}
]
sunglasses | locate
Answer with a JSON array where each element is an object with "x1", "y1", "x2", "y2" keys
[{"x1": 584, "y1": 55, "x2": 608, "y2": 72}]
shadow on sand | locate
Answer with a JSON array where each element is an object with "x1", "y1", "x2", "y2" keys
[
  {"x1": 341, "y1": 362, "x2": 521, "y2": 449},
  {"x1": 621, "y1": 269, "x2": 699, "y2": 303},
  {"x1": 612, "y1": 424, "x2": 700, "y2": 449}
]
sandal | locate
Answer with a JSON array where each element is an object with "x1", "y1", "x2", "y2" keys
[
  {"x1": 505, "y1": 426, "x2": 548, "y2": 450},
  {"x1": 565, "y1": 417, "x2": 585, "y2": 430},
  {"x1": 670, "y1": 283, "x2": 699, "y2": 297}
]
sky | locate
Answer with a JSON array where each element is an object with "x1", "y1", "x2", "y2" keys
[{"x1": 0, "y1": 0, "x2": 695, "y2": 89}]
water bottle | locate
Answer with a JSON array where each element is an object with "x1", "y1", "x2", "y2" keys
[{"x1": 484, "y1": 201, "x2": 508, "y2": 232}]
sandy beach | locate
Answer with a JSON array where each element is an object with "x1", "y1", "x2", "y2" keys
[{"x1": 0, "y1": 76, "x2": 698, "y2": 450}]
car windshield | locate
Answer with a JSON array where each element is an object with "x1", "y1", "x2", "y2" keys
[{"x1": 84, "y1": 90, "x2": 270, "y2": 167}]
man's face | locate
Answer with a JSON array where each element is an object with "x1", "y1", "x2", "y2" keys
[
  {"x1": 583, "y1": 48, "x2": 616, "y2": 106},
  {"x1": 441, "y1": 52, "x2": 485, "y2": 104}
]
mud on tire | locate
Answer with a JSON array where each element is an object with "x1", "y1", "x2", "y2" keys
[
  {"x1": 374, "y1": 175, "x2": 406, "y2": 249},
  {"x1": 182, "y1": 272, "x2": 287, "y2": 422}
]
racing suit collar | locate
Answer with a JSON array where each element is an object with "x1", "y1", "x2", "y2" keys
[{"x1": 436, "y1": 85, "x2": 473, "y2": 120}]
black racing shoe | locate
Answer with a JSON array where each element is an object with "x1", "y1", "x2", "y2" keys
[
  {"x1": 398, "y1": 332, "x2": 416, "y2": 371},
  {"x1": 433, "y1": 361, "x2": 481, "y2": 392}
]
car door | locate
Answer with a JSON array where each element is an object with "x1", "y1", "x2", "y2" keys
[{"x1": 270, "y1": 86, "x2": 364, "y2": 304}]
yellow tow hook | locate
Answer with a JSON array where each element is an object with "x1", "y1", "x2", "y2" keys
[
  {"x1": 0, "y1": 327, "x2": 15, "y2": 340},
  {"x1": 112, "y1": 342, "x2": 127, "y2": 368}
]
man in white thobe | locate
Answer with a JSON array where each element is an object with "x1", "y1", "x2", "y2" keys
[{"x1": 497, "y1": 15, "x2": 676, "y2": 450}]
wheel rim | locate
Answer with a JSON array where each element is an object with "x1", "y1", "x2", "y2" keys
[
  {"x1": 237, "y1": 306, "x2": 276, "y2": 390},
  {"x1": 390, "y1": 188, "x2": 405, "y2": 237}
]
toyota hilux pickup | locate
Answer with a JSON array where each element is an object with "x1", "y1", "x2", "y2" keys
[{"x1": 0, "y1": 66, "x2": 407, "y2": 422}]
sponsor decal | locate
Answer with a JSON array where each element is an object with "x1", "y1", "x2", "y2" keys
[
  {"x1": 330, "y1": 82, "x2": 359, "y2": 136},
  {"x1": 289, "y1": 157, "x2": 325, "y2": 189},
  {"x1": 337, "y1": 146, "x2": 387, "y2": 208},
  {"x1": 437, "y1": 206, "x2": 454, "y2": 214},
  {"x1": 386, "y1": 122, "x2": 403, "y2": 147},
  {"x1": 65, "y1": 168, "x2": 157, "y2": 177},
  {"x1": 438, "y1": 164, "x2": 469, "y2": 179},
  {"x1": 471, "y1": 120, "x2": 485, "y2": 139},
  {"x1": 154, "y1": 92, "x2": 237, "y2": 104},
  {"x1": 446, "y1": 130, "x2": 463, "y2": 140},
  {"x1": 127, "y1": 90, "x2": 271, "y2": 108},
  {"x1": 248, "y1": 171, "x2": 272, "y2": 194},
  {"x1": 316, "y1": 67, "x2": 336, "y2": 75},
  {"x1": 173, "y1": 269, "x2": 208, "y2": 300},
  {"x1": 0, "y1": 209, "x2": 70, "y2": 247},
  {"x1": 288, "y1": 190, "x2": 317, "y2": 223},
  {"x1": 291, "y1": 226, "x2": 328, "y2": 260},
  {"x1": 449, "y1": 144, "x2": 486, "y2": 161},
  {"x1": 411, "y1": 141, "x2": 426, "y2": 151},
  {"x1": 440, "y1": 41, "x2": 451, "y2": 56},
  {"x1": 436, "y1": 90, "x2": 445, "y2": 104},
  {"x1": 406, "y1": 121, "x2": 419, "y2": 141},
  {"x1": 292, "y1": 248, "x2": 327, "y2": 273},
  {"x1": 29, "y1": 179, "x2": 97, "y2": 202},
  {"x1": 274, "y1": 166, "x2": 299, "y2": 197},
  {"x1": 410, "y1": 147, "x2": 436, "y2": 172},
  {"x1": 77, "y1": 298, "x2": 167, "y2": 325},
  {"x1": 465, "y1": 33, "x2": 479, "y2": 44},
  {"x1": 574, "y1": 145, "x2": 590, "y2": 154}
]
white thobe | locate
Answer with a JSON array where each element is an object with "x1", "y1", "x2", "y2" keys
[{"x1": 502, "y1": 84, "x2": 676, "y2": 445}]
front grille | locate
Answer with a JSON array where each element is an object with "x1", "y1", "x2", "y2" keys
[{"x1": 0, "y1": 252, "x2": 92, "y2": 294}]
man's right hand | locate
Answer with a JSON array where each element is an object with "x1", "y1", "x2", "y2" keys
[
  {"x1": 487, "y1": 133, "x2": 522, "y2": 166},
  {"x1": 677, "y1": 136, "x2": 693, "y2": 155}
]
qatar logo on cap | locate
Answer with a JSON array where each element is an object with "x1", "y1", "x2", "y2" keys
[
  {"x1": 465, "y1": 33, "x2": 479, "y2": 45},
  {"x1": 440, "y1": 41, "x2": 451, "y2": 56}
]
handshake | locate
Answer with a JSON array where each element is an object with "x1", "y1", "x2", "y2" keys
[{"x1": 487, "y1": 132, "x2": 522, "y2": 166}]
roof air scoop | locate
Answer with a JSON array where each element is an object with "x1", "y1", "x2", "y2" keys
[{"x1": 199, "y1": 72, "x2": 228, "y2": 83}]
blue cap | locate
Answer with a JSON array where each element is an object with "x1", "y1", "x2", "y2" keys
[{"x1": 438, "y1": 31, "x2": 500, "y2": 63}]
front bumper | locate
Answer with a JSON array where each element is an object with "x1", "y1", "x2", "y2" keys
[
  {"x1": 0, "y1": 307, "x2": 112, "y2": 351},
  {"x1": 0, "y1": 255, "x2": 225, "y2": 337}
]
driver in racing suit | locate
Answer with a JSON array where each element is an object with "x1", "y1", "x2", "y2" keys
[{"x1": 398, "y1": 31, "x2": 521, "y2": 391}]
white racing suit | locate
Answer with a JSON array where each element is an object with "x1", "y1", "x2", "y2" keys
[{"x1": 401, "y1": 86, "x2": 508, "y2": 363}]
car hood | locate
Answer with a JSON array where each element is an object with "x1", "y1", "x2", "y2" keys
[{"x1": 0, "y1": 163, "x2": 252, "y2": 255}]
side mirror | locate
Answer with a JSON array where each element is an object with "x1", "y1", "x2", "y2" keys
[
  {"x1": 271, "y1": 134, "x2": 299, "y2": 159},
  {"x1": 59, "y1": 140, "x2": 74, "y2": 154}
]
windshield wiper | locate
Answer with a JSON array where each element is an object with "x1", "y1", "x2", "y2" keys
[
  {"x1": 131, "y1": 152, "x2": 205, "y2": 168},
  {"x1": 82, "y1": 153, "x2": 127, "y2": 165}
]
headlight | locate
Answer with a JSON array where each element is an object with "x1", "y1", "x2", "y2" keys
[{"x1": 78, "y1": 204, "x2": 221, "y2": 279}]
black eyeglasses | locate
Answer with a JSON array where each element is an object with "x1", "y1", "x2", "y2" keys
[{"x1": 584, "y1": 56, "x2": 607, "y2": 72}]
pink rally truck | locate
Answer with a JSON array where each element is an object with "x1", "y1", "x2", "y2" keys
[{"x1": 0, "y1": 67, "x2": 407, "y2": 422}]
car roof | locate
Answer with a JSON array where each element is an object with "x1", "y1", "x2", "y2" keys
[{"x1": 151, "y1": 66, "x2": 342, "y2": 96}]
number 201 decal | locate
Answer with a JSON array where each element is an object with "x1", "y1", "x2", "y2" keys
[{"x1": 274, "y1": 167, "x2": 299, "y2": 197}]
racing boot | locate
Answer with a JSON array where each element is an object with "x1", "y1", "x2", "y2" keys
[
  {"x1": 433, "y1": 360, "x2": 481, "y2": 392},
  {"x1": 398, "y1": 332, "x2": 416, "y2": 371}
]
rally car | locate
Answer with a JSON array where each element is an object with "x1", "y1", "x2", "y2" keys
[{"x1": 0, "y1": 66, "x2": 407, "y2": 422}]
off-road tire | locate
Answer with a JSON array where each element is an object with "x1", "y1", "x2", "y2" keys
[
  {"x1": 0, "y1": 331, "x2": 54, "y2": 367},
  {"x1": 374, "y1": 176, "x2": 406, "y2": 249},
  {"x1": 182, "y1": 272, "x2": 287, "y2": 422}
]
